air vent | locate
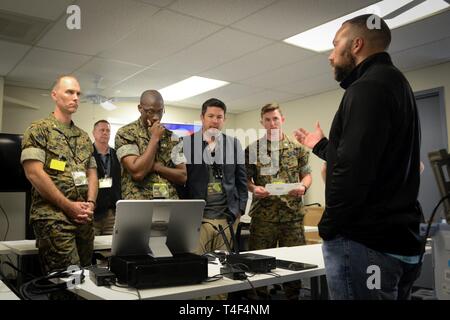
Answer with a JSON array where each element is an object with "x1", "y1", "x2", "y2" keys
[{"x1": 0, "y1": 9, "x2": 52, "y2": 45}]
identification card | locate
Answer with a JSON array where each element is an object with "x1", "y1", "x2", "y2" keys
[
  {"x1": 265, "y1": 182, "x2": 302, "y2": 196},
  {"x1": 50, "y1": 159, "x2": 66, "y2": 172},
  {"x1": 99, "y1": 177, "x2": 113, "y2": 189},
  {"x1": 71, "y1": 171, "x2": 88, "y2": 186},
  {"x1": 207, "y1": 182, "x2": 223, "y2": 195},
  {"x1": 153, "y1": 183, "x2": 169, "y2": 198}
]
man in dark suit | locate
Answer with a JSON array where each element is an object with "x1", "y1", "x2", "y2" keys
[{"x1": 179, "y1": 98, "x2": 248, "y2": 254}]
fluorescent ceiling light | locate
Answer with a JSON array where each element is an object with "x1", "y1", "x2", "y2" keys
[
  {"x1": 159, "y1": 76, "x2": 229, "y2": 101},
  {"x1": 284, "y1": 0, "x2": 449, "y2": 52}
]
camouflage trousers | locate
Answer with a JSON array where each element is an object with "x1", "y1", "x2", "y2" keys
[
  {"x1": 249, "y1": 219, "x2": 306, "y2": 300},
  {"x1": 32, "y1": 219, "x2": 94, "y2": 274}
]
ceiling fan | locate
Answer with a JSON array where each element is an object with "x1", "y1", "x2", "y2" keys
[{"x1": 80, "y1": 76, "x2": 119, "y2": 111}]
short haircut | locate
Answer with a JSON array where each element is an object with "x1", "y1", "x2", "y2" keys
[
  {"x1": 52, "y1": 75, "x2": 77, "y2": 91},
  {"x1": 140, "y1": 90, "x2": 163, "y2": 104},
  {"x1": 260, "y1": 103, "x2": 283, "y2": 118},
  {"x1": 344, "y1": 14, "x2": 391, "y2": 50},
  {"x1": 201, "y1": 98, "x2": 227, "y2": 116},
  {"x1": 94, "y1": 119, "x2": 110, "y2": 128}
]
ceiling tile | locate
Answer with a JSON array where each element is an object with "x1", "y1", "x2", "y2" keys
[
  {"x1": 7, "y1": 47, "x2": 91, "y2": 89},
  {"x1": 0, "y1": 0, "x2": 72, "y2": 20},
  {"x1": 389, "y1": 9, "x2": 450, "y2": 53},
  {"x1": 153, "y1": 28, "x2": 272, "y2": 74},
  {"x1": 100, "y1": 9, "x2": 222, "y2": 66},
  {"x1": 0, "y1": 40, "x2": 30, "y2": 76},
  {"x1": 74, "y1": 58, "x2": 145, "y2": 91},
  {"x1": 239, "y1": 53, "x2": 330, "y2": 89},
  {"x1": 37, "y1": 0, "x2": 160, "y2": 56},
  {"x1": 392, "y1": 36, "x2": 450, "y2": 72},
  {"x1": 138, "y1": 0, "x2": 176, "y2": 7},
  {"x1": 232, "y1": 0, "x2": 379, "y2": 40},
  {"x1": 110, "y1": 67, "x2": 190, "y2": 98},
  {"x1": 201, "y1": 42, "x2": 315, "y2": 82},
  {"x1": 169, "y1": 0, "x2": 276, "y2": 25}
]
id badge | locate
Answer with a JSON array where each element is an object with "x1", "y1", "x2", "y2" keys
[
  {"x1": 272, "y1": 178, "x2": 284, "y2": 184},
  {"x1": 99, "y1": 177, "x2": 113, "y2": 189},
  {"x1": 153, "y1": 183, "x2": 169, "y2": 198},
  {"x1": 71, "y1": 171, "x2": 88, "y2": 186},
  {"x1": 207, "y1": 182, "x2": 223, "y2": 195},
  {"x1": 50, "y1": 159, "x2": 66, "y2": 172}
]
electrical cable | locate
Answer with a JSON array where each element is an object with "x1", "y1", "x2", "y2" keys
[
  {"x1": 0, "y1": 203, "x2": 10, "y2": 241},
  {"x1": 421, "y1": 193, "x2": 450, "y2": 262}
]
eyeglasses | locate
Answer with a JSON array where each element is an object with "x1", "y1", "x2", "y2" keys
[{"x1": 140, "y1": 105, "x2": 164, "y2": 116}]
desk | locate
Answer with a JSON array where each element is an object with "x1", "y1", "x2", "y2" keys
[
  {"x1": 0, "y1": 236, "x2": 112, "y2": 288},
  {"x1": 0, "y1": 235, "x2": 112, "y2": 256},
  {"x1": 0, "y1": 243, "x2": 11, "y2": 255},
  {"x1": 0, "y1": 280, "x2": 20, "y2": 300},
  {"x1": 71, "y1": 244, "x2": 326, "y2": 300}
]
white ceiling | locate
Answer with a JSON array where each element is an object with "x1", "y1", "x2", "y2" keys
[{"x1": 1, "y1": 0, "x2": 449, "y2": 113}]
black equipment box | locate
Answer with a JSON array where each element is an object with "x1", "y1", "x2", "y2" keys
[
  {"x1": 226, "y1": 253, "x2": 276, "y2": 273},
  {"x1": 110, "y1": 253, "x2": 208, "y2": 289}
]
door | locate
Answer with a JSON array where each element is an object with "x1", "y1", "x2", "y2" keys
[{"x1": 416, "y1": 88, "x2": 448, "y2": 220}]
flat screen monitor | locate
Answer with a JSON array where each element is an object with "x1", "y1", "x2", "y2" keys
[
  {"x1": 428, "y1": 149, "x2": 450, "y2": 222},
  {"x1": 111, "y1": 199, "x2": 205, "y2": 257},
  {"x1": 0, "y1": 133, "x2": 31, "y2": 192}
]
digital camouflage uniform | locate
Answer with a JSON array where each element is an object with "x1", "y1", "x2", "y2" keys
[
  {"x1": 115, "y1": 119, "x2": 185, "y2": 200},
  {"x1": 20, "y1": 113, "x2": 97, "y2": 274},
  {"x1": 245, "y1": 135, "x2": 311, "y2": 299}
]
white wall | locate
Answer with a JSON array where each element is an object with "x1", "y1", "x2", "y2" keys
[
  {"x1": 235, "y1": 61, "x2": 450, "y2": 206},
  {"x1": 1, "y1": 85, "x2": 236, "y2": 143}
]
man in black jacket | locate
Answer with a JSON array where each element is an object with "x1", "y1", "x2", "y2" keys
[
  {"x1": 295, "y1": 15, "x2": 422, "y2": 299},
  {"x1": 92, "y1": 120, "x2": 121, "y2": 235},
  {"x1": 179, "y1": 98, "x2": 248, "y2": 254}
]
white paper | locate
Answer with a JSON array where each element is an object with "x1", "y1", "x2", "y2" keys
[{"x1": 265, "y1": 183, "x2": 302, "y2": 196}]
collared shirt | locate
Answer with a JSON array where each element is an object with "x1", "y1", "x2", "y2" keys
[
  {"x1": 115, "y1": 119, "x2": 185, "y2": 200},
  {"x1": 21, "y1": 113, "x2": 96, "y2": 222}
]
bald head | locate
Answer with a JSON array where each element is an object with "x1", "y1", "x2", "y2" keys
[
  {"x1": 52, "y1": 75, "x2": 79, "y2": 91},
  {"x1": 343, "y1": 14, "x2": 391, "y2": 51},
  {"x1": 140, "y1": 90, "x2": 163, "y2": 105}
]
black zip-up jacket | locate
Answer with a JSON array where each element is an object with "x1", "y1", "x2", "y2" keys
[
  {"x1": 313, "y1": 52, "x2": 422, "y2": 255},
  {"x1": 92, "y1": 145, "x2": 122, "y2": 220}
]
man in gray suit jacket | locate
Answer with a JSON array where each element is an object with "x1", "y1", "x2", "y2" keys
[{"x1": 179, "y1": 98, "x2": 248, "y2": 254}]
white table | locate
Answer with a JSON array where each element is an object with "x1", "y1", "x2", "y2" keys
[
  {"x1": 0, "y1": 235, "x2": 112, "y2": 256},
  {"x1": 0, "y1": 236, "x2": 113, "y2": 287},
  {"x1": 0, "y1": 280, "x2": 20, "y2": 300},
  {"x1": 0, "y1": 243, "x2": 11, "y2": 255},
  {"x1": 71, "y1": 244, "x2": 326, "y2": 300}
]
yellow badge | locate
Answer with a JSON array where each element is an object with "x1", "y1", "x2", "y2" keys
[
  {"x1": 207, "y1": 182, "x2": 223, "y2": 195},
  {"x1": 49, "y1": 159, "x2": 66, "y2": 172},
  {"x1": 153, "y1": 183, "x2": 169, "y2": 198},
  {"x1": 272, "y1": 178, "x2": 284, "y2": 184}
]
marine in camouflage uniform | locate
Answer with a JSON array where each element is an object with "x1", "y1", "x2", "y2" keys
[
  {"x1": 115, "y1": 119, "x2": 185, "y2": 199},
  {"x1": 21, "y1": 113, "x2": 97, "y2": 274},
  {"x1": 115, "y1": 90, "x2": 186, "y2": 200},
  {"x1": 245, "y1": 104, "x2": 312, "y2": 300}
]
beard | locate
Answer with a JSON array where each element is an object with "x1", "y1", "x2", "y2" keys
[{"x1": 333, "y1": 49, "x2": 357, "y2": 82}]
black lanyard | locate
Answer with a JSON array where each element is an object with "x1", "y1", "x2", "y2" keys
[
  {"x1": 99, "y1": 153, "x2": 110, "y2": 177},
  {"x1": 61, "y1": 134, "x2": 79, "y2": 164}
]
